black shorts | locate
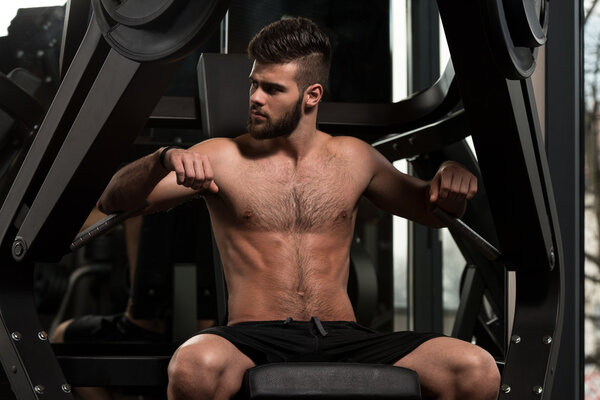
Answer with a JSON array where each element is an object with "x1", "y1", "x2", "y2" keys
[
  {"x1": 63, "y1": 313, "x2": 167, "y2": 342},
  {"x1": 201, "y1": 317, "x2": 443, "y2": 366}
]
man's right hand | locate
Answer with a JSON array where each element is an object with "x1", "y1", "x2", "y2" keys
[{"x1": 162, "y1": 147, "x2": 220, "y2": 194}]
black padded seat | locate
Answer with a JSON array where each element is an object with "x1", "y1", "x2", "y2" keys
[{"x1": 239, "y1": 363, "x2": 421, "y2": 399}]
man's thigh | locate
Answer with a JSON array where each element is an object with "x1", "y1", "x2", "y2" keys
[{"x1": 394, "y1": 337, "x2": 497, "y2": 396}]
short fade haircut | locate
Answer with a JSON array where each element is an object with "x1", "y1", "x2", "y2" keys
[{"x1": 248, "y1": 17, "x2": 332, "y2": 93}]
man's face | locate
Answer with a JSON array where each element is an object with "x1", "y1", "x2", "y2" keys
[{"x1": 247, "y1": 61, "x2": 304, "y2": 140}]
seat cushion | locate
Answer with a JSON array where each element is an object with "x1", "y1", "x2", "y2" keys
[{"x1": 240, "y1": 362, "x2": 421, "y2": 399}]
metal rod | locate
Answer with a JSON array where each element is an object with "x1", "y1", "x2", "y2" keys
[
  {"x1": 70, "y1": 203, "x2": 147, "y2": 251},
  {"x1": 432, "y1": 207, "x2": 501, "y2": 261}
]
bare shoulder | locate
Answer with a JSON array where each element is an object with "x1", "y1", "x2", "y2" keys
[
  {"x1": 188, "y1": 137, "x2": 238, "y2": 153},
  {"x1": 187, "y1": 137, "x2": 242, "y2": 165},
  {"x1": 327, "y1": 135, "x2": 380, "y2": 165}
]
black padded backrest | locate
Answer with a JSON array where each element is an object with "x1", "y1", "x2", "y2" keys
[
  {"x1": 196, "y1": 53, "x2": 253, "y2": 325},
  {"x1": 197, "y1": 53, "x2": 253, "y2": 138}
]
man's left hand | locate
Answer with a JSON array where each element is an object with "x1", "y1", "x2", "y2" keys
[{"x1": 428, "y1": 161, "x2": 478, "y2": 217}]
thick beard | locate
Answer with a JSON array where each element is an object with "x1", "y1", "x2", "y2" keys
[{"x1": 247, "y1": 97, "x2": 303, "y2": 140}]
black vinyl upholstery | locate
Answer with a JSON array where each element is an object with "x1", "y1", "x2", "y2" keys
[
  {"x1": 197, "y1": 53, "x2": 252, "y2": 139},
  {"x1": 240, "y1": 363, "x2": 421, "y2": 400}
]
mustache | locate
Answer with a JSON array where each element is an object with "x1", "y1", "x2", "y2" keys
[{"x1": 249, "y1": 106, "x2": 268, "y2": 117}]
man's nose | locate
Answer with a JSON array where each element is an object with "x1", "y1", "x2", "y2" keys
[{"x1": 250, "y1": 88, "x2": 265, "y2": 105}]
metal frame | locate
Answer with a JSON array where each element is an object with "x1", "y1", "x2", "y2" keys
[
  {"x1": 408, "y1": 0, "x2": 443, "y2": 334},
  {"x1": 0, "y1": 2, "x2": 229, "y2": 397},
  {"x1": 437, "y1": 1, "x2": 564, "y2": 398},
  {"x1": 0, "y1": 20, "x2": 110, "y2": 400},
  {"x1": 545, "y1": 1, "x2": 583, "y2": 398},
  {"x1": 408, "y1": 0, "x2": 440, "y2": 94},
  {"x1": 0, "y1": 73, "x2": 44, "y2": 131},
  {"x1": 59, "y1": 0, "x2": 91, "y2": 80},
  {"x1": 54, "y1": 342, "x2": 175, "y2": 387}
]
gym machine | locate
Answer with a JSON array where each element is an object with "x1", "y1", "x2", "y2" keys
[{"x1": 0, "y1": 0, "x2": 563, "y2": 399}]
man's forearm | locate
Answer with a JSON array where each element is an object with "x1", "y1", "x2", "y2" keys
[{"x1": 97, "y1": 148, "x2": 169, "y2": 214}]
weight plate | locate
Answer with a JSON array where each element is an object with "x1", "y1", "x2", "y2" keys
[
  {"x1": 484, "y1": 0, "x2": 549, "y2": 80},
  {"x1": 503, "y1": 0, "x2": 547, "y2": 47},
  {"x1": 92, "y1": 0, "x2": 230, "y2": 62},
  {"x1": 99, "y1": 0, "x2": 181, "y2": 27}
]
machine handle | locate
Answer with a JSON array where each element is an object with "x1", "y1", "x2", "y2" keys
[
  {"x1": 432, "y1": 207, "x2": 501, "y2": 261},
  {"x1": 70, "y1": 203, "x2": 148, "y2": 251}
]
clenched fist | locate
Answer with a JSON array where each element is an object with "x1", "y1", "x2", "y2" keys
[
  {"x1": 161, "y1": 147, "x2": 219, "y2": 194},
  {"x1": 428, "y1": 161, "x2": 477, "y2": 217}
]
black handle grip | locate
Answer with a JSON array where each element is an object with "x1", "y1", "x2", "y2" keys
[{"x1": 70, "y1": 203, "x2": 148, "y2": 251}]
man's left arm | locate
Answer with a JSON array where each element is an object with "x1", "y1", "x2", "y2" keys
[{"x1": 363, "y1": 145, "x2": 477, "y2": 228}]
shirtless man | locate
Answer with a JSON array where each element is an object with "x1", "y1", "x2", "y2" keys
[{"x1": 97, "y1": 17, "x2": 500, "y2": 400}]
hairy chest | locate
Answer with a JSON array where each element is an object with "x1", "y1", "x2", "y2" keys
[{"x1": 215, "y1": 158, "x2": 363, "y2": 232}]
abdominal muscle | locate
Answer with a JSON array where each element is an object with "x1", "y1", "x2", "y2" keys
[{"x1": 217, "y1": 229, "x2": 357, "y2": 325}]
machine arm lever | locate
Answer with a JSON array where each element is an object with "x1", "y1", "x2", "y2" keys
[
  {"x1": 70, "y1": 203, "x2": 147, "y2": 251},
  {"x1": 432, "y1": 207, "x2": 501, "y2": 261}
]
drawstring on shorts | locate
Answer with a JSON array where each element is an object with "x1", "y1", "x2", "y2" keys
[
  {"x1": 282, "y1": 317, "x2": 329, "y2": 337},
  {"x1": 311, "y1": 316, "x2": 328, "y2": 337}
]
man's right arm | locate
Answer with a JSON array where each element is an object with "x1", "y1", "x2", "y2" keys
[{"x1": 96, "y1": 144, "x2": 220, "y2": 215}]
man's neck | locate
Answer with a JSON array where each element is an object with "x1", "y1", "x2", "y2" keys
[{"x1": 259, "y1": 118, "x2": 322, "y2": 162}]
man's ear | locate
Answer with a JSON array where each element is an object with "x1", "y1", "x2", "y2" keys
[{"x1": 304, "y1": 83, "x2": 323, "y2": 108}]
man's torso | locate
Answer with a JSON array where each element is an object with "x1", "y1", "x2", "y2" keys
[{"x1": 202, "y1": 133, "x2": 373, "y2": 324}]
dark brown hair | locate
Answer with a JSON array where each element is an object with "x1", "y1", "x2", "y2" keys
[{"x1": 248, "y1": 17, "x2": 332, "y2": 93}]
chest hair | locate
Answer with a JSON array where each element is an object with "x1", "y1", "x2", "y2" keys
[{"x1": 234, "y1": 157, "x2": 355, "y2": 232}]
